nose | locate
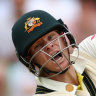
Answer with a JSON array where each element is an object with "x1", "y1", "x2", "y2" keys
[{"x1": 44, "y1": 42, "x2": 54, "y2": 52}]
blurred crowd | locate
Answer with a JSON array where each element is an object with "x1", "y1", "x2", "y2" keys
[{"x1": 0, "y1": 0, "x2": 96, "y2": 96}]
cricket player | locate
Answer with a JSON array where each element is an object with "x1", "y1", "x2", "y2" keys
[{"x1": 12, "y1": 10, "x2": 96, "y2": 96}]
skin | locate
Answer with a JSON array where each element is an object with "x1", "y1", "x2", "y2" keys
[{"x1": 28, "y1": 30, "x2": 79, "y2": 85}]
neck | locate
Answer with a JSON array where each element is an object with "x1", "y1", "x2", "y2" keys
[{"x1": 43, "y1": 65, "x2": 79, "y2": 85}]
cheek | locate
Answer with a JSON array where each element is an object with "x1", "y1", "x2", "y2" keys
[
  {"x1": 33, "y1": 53, "x2": 48, "y2": 65},
  {"x1": 59, "y1": 39, "x2": 69, "y2": 56},
  {"x1": 33, "y1": 53, "x2": 55, "y2": 69},
  {"x1": 59, "y1": 38, "x2": 67, "y2": 49}
]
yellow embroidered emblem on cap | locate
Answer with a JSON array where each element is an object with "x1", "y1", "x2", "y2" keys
[{"x1": 24, "y1": 17, "x2": 43, "y2": 33}]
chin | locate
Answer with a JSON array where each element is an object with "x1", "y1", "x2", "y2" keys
[{"x1": 55, "y1": 62, "x2": 69, "y2": 71}]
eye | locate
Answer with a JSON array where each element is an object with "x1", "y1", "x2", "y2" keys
[
  {"x1": 48, "y1": 35, "x2": 52, "y2": 40},
  {"x1": 34, "y1": 43, "x2": 41, "y2": 49},
  {"x1": 48, "y1": 34, "x2": 57, "y2": 41},
  {"x1": 48, "y1": 35, "x2": 55, "y2": 41}
]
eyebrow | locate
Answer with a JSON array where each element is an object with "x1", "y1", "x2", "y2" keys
[{"x1": 32, "y1": 31, "x2": 58, "y2": 47}]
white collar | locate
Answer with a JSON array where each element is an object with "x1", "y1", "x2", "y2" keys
[{"x1": 37, "y1": 76, "x2": 77, "y2": 95}]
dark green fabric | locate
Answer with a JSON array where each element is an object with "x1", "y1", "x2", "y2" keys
[
  {"x1": 12, "y1": 10, "x2": 65, "y2": 56},
  {"x1": 36, "y1": 85, "x2": 54, "y2": 94}
]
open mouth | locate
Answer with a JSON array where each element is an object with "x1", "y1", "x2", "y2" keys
[{"x1": 51, "y1": 51, "x2": 63, "y2": 61}]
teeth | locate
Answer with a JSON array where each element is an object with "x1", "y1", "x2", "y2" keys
[
  {"x1": 56, "y1": 57, "x2": 62, "y2": 62},
  {"x1": 51, "y1": 52, "x2": 58, "y2": 57}
]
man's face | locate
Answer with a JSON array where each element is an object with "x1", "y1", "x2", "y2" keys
[{"x1": 28, "y1": 30, "x2": 70, "y2": 72}]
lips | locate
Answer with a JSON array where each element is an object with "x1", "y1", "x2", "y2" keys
[{"x1": 51, "y1": 51, "x2": 63, "y2": 62}]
